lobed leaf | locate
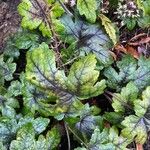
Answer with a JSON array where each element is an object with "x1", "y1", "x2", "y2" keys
[
  {"x1": 18, "y1": 0, "x2": 64, "y2": 37},
  {"x1": 121, "y1": 86, "x2": 150, "y2": 144},
  {"x1": 104, "y1": 55, "x2": 150, "y2": 91},
  {"x1": 112, "y1": 82, "x2": 139, "y2": 113},
  {"x1": 60, "y1": 15, "x2": 113, "y2": 65},
  {"x1": 26, "y1": 43, "x2": 106, "y2": 117}
]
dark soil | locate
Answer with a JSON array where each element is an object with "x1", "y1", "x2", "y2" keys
[{"x1": 0, "y1": 0, "x2": 21, "y2": 53}]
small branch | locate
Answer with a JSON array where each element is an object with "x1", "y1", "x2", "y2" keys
[
  {"x1": 57, "y1": 0, "x2": 74, "y2": 17},
  {"x1": 58, "y1": 56, "x2": 79, "y2": 69},
  {"x1": 105, "y1": 90, "x2": 133, "y2": 110},
  {"x1": 64, "y1": 122, "x2": 71, "y2": 150},
  {"x1": 67, "y1": 125, "x2": 88, "y2": 148}
]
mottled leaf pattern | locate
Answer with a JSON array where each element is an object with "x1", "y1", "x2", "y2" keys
[
  {"x1": 26, "y1": 43, "x2": 106, "y2": 116},
  {"x1": 104, "y1": 55, "x2": 150, "y2": 91},
  {"x1": 18, "y1": 0, "x2": 64, "y2": 37},
  {"x1": 121, "y1": 86, "x2": 150, "y2": 144},
  {"x1": 60, "y1": 15, "x2": 113, "y2": 65}
]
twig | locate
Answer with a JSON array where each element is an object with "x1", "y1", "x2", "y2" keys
[
  {"x1": 105, "y1": 90, "x2": 133, "y2": 110},
  {"x1": 57, "y1": 0, "x2": 73, "y2": 17},
  {"x1": 64, "y1": 122, "x2": 71, "y2": 150},
  {"x1": 34, "y1": 0, "x2": 62, "y2": 66},
  {"x1": 67, "y1": 125, "x2": 88, "y2": 148}
]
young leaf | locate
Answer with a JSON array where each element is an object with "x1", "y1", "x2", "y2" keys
[
  {"x1": 60, "y1": 15, "x2": 113, "y2": 65},
  {"x1": 121, "y1": 86, "x2": 150, "y2": 144},
  {"x1": 26, "y1": 43, "x2": 106, "y2": 117},
  {"x1": 99, "y1": 14, "x2": 117, "y2": 45},
  {"x1": 77, "y1": 0, "x2": 97, "y2": 23},
  {"x1": 104, "y1": 55, "x2": 150, "y2": 91},
  {"x1": 125, "y1": 18, "x2": 136, "y2": 30},
  {"x1": 18, "y1": 0, "x2": 64, "y2": 37},
  {"x1": 112, "y1": 82, "x2": 139, "y2": 113}
]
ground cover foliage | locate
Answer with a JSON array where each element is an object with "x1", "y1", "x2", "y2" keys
[{"x1": 0, "y1": 0, "x2": 150, "y2": 149}]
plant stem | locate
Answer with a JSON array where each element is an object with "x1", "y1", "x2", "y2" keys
[
  {"x1": 57, "y1": 0, "x2": 73, "y2": 17},
  {"x1": 64, "y1": 122, "x2": 71, "y2": 150},
  {"x1": 67, "y1": 125, "x2": 88, "y2": 148}
]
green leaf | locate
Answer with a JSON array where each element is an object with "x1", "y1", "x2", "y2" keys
[
  {"x1": 138, "y1": 16, "x2": 150, "y2": 28},
  {"x1": 21, "y1": 73, "x2": 57, "y2": 116},
  {"x1": 46, "y1": 127, "x2": 61, "y2": 149},
  {"x1": 18, "y1": 0, "x2": 64, "y2": 37},
  {"x1": 99, "y1": 14, "x2": 117, "y2": 45},
  {"x1": 7, "y1": 81, "x2": 22, "y2": 97},
  {"x1": 121, "y1": 86, "x2": 150, "y2": 144},
  {"x1": 3, "y1": 29, "x2": 40, "y2": 59},
  {"x1": 10, "y1": 123, "x2": 60, "y2": 150},
  {"x1": 112, "y1": 82, "x2": 138, "y2": 113},
  {"x1": 0, "y1": 56, "x2": 16, "y2": 85},
  {"x1": 77, "y1": 0, "x2": 97, "y2": 23},
  {"x1": 10, "y1": 123, "x2": 36, "y2": 150},
  {"x1": 88, "y1": 127, "x2": 130, "y2": 150},
  {"x1": 74, "y1": 148, "x2": 87, "y2": 150},
  {"x1": 137, "y1": 0, "x2": 150, "y2": 15},
  {"x1": 125, "y1": 18, "x2": 136, "y2": 30},
  {"x1": 103, "y1": 112, "x2": 124, "y2": 127},
  {"x1": 0, "y1": 93, "x2": 19, "y2": 118},
  {"x1": 142, "y1": 0, "x2": 150, "y2": 15},
  {"x1": 104, "y1": 55, "x2": 150, "y2": 91},
  {"x1": 66, "y1": 54, "x2": 106, "y2": 99},
  {"x1": 0, "y1": 141, "x2": 7, "y2": 150},
  {"x1": 60, "y1": 15, "x2": 113, "y2": 65},
  {"x1": 0, "y1": 116, "x2": 50, "y2": 149},
  {"x1": 74, "y1": 104, "x2": 103, "y2": 135},
  {"x1": 26, "y1": 43, "x2": 106, "y2": 117},
  {"x1": 0, "y1": 117, "x2": 18, "y2": 148},
  {"x1": 18, "y1": 116, "x2": 50, "y2": 134},
  {"x1": 14, "y1": 31, "x2": 39, "y2": 49}
]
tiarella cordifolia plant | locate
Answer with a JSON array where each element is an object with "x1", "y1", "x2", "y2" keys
[{"x1": 0, "y1": 0, "x2": 150, "y2": 149}]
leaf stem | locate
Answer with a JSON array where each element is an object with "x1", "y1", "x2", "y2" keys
[
  {"x1": 64, "y1": 122, "x2": 71, "y2": 150},
  {"x1": 67, "y1": 125, "x2": 88, "y2": 148},
  {"x1": 57, "y1": 0, "x2": 73, "y2": 17}
]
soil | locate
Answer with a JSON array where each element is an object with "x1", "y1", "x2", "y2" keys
[{"x1": 0, "y1": 0, "x2": 21, "y2": 53}]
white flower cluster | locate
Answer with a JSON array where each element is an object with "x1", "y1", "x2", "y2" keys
[{"x1": 115, "y1": 0, "x2": 140, "y2": 19}]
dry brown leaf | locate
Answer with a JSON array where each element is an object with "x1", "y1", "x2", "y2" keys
[
  {"x1": 109, "y1": 51, "x2": 117, "y2": 61},
  {"x1": 125, "y1": 45, "x2": 139, "y2": 59},
  {"x1": 130, "y1": 33, "x2": 147, "y2": 42},
  {"x1": 114, "y1": 44, "x2": 127, "y2": 53},
  {"x1": 129, "y1": 37, "x2": 150, "y2": 46},
  {"x1": 139, "y1": 37, "x2": 150, "y2": 44},
  {"x1": 136, "y1": 143, "x2": 143, "y2": 150}
]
